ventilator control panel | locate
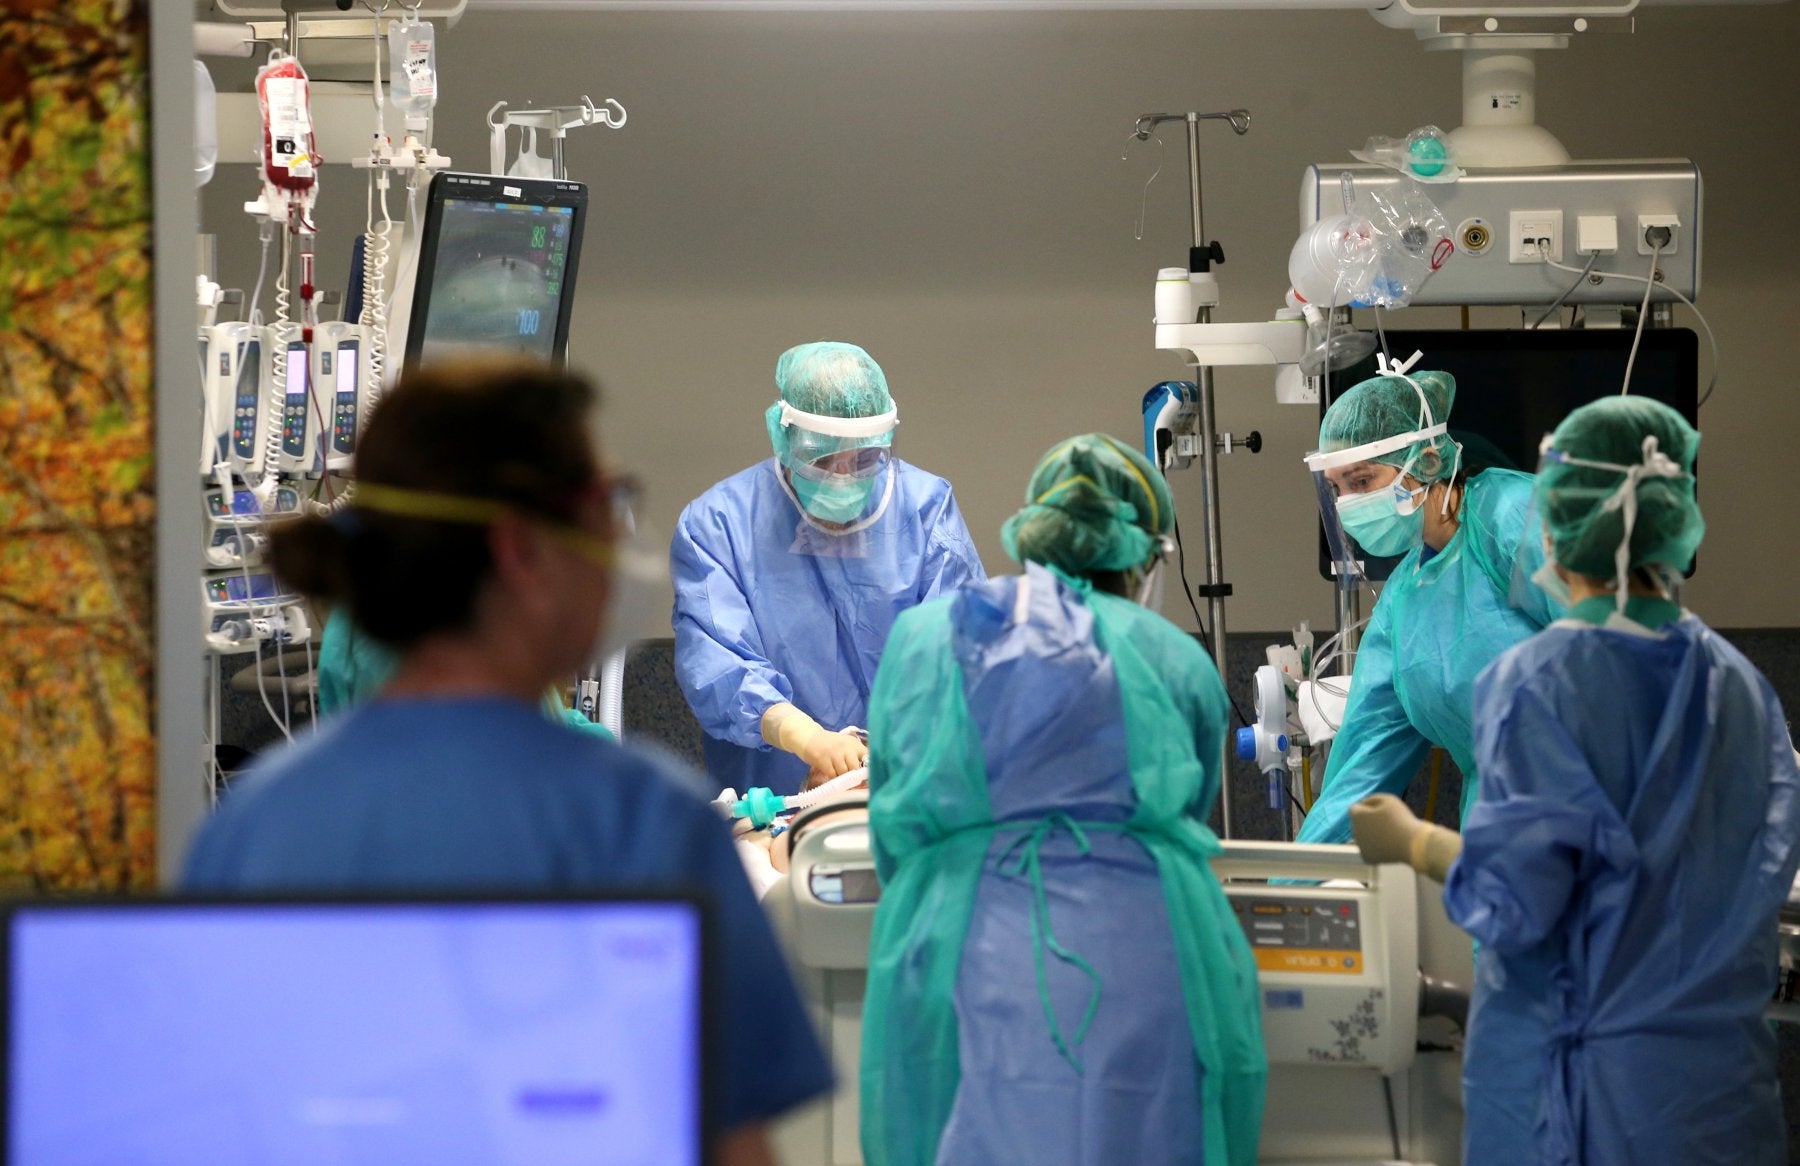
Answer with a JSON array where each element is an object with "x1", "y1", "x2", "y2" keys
[{"x1": 1231, "y1": 896, "x2": 1365, "y2": 976}]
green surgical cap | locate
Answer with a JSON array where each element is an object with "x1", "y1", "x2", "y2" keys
[
  {"x1": 774, "y1": 341, "x2": 893, "y2": 418},
  {"x1": 1319, "y1": 369, "x2": 1458, "y2": 482},
  {"x1": 1538, "y1": 396, "x2": 1703, "y2": 578},
  {"x1": 1001, "y1": 434, "x2": 1174, "y2": 575}
]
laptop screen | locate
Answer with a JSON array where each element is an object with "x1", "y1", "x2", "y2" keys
[{"x1": 4, "y1": 897, "x2": 704, "y2": 1166}]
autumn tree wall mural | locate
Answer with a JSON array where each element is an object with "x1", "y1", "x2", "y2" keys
[{"x1": 0, "y1": 0, "x2": 157, "y2": 892}]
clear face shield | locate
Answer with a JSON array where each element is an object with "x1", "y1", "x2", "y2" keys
[
  {"x1": 1126, "y1": 535, "x2": 1176, "y2": 609},
  {"x1": 1302, "y1": 354, "x2": 1455, "y2": 580},
  {"x1": 767, "y1": 399, "x2": 899, "y2": 533},
  {"x1": 1304, "y1": 425, "x2": 1444, "y2": 581}
]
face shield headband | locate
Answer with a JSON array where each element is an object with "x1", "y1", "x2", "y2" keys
[
  {"x1": 1303, "y1": 351, "x2": 1455, "y2": 484},
  {"x1": 776, "y1": 400, "x2": 898, "y2": 444}
]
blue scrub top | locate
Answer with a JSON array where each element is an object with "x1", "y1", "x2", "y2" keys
[
  {"x1": 671, "y1": 457, "x2": 983, "y2": 795},
  {"x1": 182, "y1": 696, "x2": 833, "y2": 1133}
]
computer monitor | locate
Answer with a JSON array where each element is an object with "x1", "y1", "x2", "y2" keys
[
  {"x1": 403, "y1": 171, "x2": 587, "y2": 369},
  {"x1": 4, "y1": 896, "x2": 706, "y2": 1166},
  {"x1": 1318, "y1": 327, "x2": 1699, "y2": 581}
]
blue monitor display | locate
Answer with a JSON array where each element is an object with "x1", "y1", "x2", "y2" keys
[
  {"x1": 404, "y1": 172, "x2": 587, "y2": 369},
  {"x1": 4, "y1": 898, "x2": 704, "y2": 1166}
]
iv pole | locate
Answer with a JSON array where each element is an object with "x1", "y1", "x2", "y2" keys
[{"x1": 1134, "y1": 109, "x2": 1251, "y2": 835}]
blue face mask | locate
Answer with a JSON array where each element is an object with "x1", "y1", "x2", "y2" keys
[
  {"x1": 791, "y1": 472, "x2": 875, "y2": 524},
  {"x1": 1335, "y1": 475, "x2": 1426, "y2": 557}
]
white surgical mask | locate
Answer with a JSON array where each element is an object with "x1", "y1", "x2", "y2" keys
[
  {"x1": 590, "y1": 545, "x2": 670, "y2": 668},
  {"x1": 1530, "y1": 557, "x2": 1573, "y2": 609}
]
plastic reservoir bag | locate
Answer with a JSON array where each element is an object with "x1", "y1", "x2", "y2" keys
[
  {"x1": 1357, "y1": 178, "x2": 1454, "y2": 309},
  {"x1": 1351, "y1": 125, "x2": 1465, "y2": 184}
]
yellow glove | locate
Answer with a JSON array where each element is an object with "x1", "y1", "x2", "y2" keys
[
  {"x1": 1349, "y1": 793, "x2": 1463, "y2": 884},
  {"x1": 761, "y1": 703, "x2": 868, "y2": 778}
]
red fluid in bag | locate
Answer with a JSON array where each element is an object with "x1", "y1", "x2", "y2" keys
[{"x1": 256, "y1": 54, "x2": 318, "y2": 193}]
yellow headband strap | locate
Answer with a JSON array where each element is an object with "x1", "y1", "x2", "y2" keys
[
  {"x1": 350, "y1": 483, "x2": 615, "y2": 569},
  {"x1": 1030, "y1": 440, "x2": 1162, "y2": 533},
  {"x1": 353, "y1": 482, "x2": 512, "y2": 524},
  {"x1": 1093, "y1": 434, "x2": 1160, "y2": 532}
]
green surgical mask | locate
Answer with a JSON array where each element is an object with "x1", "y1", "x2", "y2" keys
[
  {"x1": 1335, "y1": 479, "x2": 1426, "y2": 557},
  {"x1": 792, "y1": 472, "x2": 875, "y2": 524}
]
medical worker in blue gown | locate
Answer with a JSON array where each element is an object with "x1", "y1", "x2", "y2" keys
[
  {"x1": 1297, "y1": 355, "x2": 1559, "y2": 845},
  {"x1": 860, "y1": 434, "x2": 1266, "y2": 1166},
  {"x1": 671, "y1": 341, "x2": 983, "y2": 796},
  {"x1": 1350, "y1": 396, "x2": 1800, "y2": 1166},
  {"x1": 183, "y1": 360, "x2": 833, "y2": 1165}
]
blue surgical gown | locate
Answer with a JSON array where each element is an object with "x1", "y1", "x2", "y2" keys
[
  {"x1": 1448, "y1": 612, "x2": 1800, "y2": 1166},
  {"x1": 1297, "y1": 468, "x2": 1557, "y2": 844},
  {"x1": 671, "y1": 457, "x2": 983, "y2": 795},
  {"x1": 182, "y1": 696, "x2": 833, "y2": 1132},
  {"x1": 861, "y1": 564, "x2": 1265, "y2": 1166}
]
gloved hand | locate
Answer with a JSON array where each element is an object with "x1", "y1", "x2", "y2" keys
[
  {"x1": 1349, "y1": 794, "x2": 1423, "y2": 865},
  {"x1": 762, "y1": 702, "x2": 869, "y2": 778},
  {"x1": 1350, "y1": 793, "x2": 1463, "y2": 883},
  {"x1": 798, "y1": 729, "x2": 867, "y2": 778}
]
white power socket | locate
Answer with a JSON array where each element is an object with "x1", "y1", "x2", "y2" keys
[
  {"x1": 1637, "y1": 215, "x2": 1680, "y2": 256},
  {"x1": 1509, "y1": 209, "x2": 1564, "y2": 264}
]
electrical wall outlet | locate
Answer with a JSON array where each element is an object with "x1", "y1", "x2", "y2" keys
[
  {"x1": 1637, "y1": 215, "x2": 1680, "y2": 255},
  {"x1": 1508, "y1": 209, "x2": 1564, "y2": 264}
]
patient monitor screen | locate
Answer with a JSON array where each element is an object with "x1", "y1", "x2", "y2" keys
[
  {"x1": 6, "y1": 899, "x2": 702, "y2": 1165},
  {"x1": 406, "y1": 173, "x2": 587, "y2": 369}
]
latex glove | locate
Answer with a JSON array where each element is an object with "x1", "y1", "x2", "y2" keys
[
  {"x1": 762, "y1": 702, "x2": 867, "y2": 777},
  {"x1": 1349, "y1": 794, "x2": 1423, "y2": 865},
  {"x1": 798, "y1": 729, "x2": 867, "y2": 778},
  {"x1": 1350, "y1": 793, "x2": 1463, "y2": 883}
]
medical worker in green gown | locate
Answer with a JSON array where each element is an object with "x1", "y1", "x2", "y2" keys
[
  {"x1": 860, "y1": 434, "x2": 1266, "y2": 1166},
  {"x1": 1296, "y1": 355, "x2": 1560, "y2": 844}
]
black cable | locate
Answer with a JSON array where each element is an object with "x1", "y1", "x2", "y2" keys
[
  {"x1": 1171, "y1": 514, "x2": 1252, "y2": 729},
  {"x1": 1382, "y1": 1074, "x2": 1403, "y2": 1161},
  {"x1": 1286, "y1": 788, "x2": 1308, "y2": 820},
  {"x1": 1172, "y1": 514, "x2": 1211, "y2": 640}
]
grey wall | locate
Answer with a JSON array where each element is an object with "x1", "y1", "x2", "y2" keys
[{"x1": 200, "y1": 3, "x2": 1800, "y2": 633}]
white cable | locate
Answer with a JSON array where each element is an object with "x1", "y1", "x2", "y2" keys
[
  {"x1": 1530, "y1": 251, "x2": 1598, "y2": 330},
  {"x1": 1619, "y1": 243, "x2": 1662, "y2": 395},
  {"x1": 258, "y1": 230, "x2": 293, "y2": 500},
  {"x1": 304, "y1": 637, "x2": 319, "y2": 729},
  {"x1": 245, "y1": 222, "x2": 272, "y2": 334},
  {"x1": 1540, "y1": 252, "x2": 1721, "y2": 407},
  {"x1": 238, "y1": 556, "x2": 294, "y2": 744},
  {"x1": 359, "y1": 4, "x2": 392, "y2": 414},
  {"x1": 252, "y1": 635, "x2": 295, "y2": 743},
  {"x1": 361, "y1": 183, "x2": 393, "y2": 413}
]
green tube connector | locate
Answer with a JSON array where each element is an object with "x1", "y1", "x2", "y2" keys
[{"x1": 730, "y1": 786, "x2": 788, "y2": 830}]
